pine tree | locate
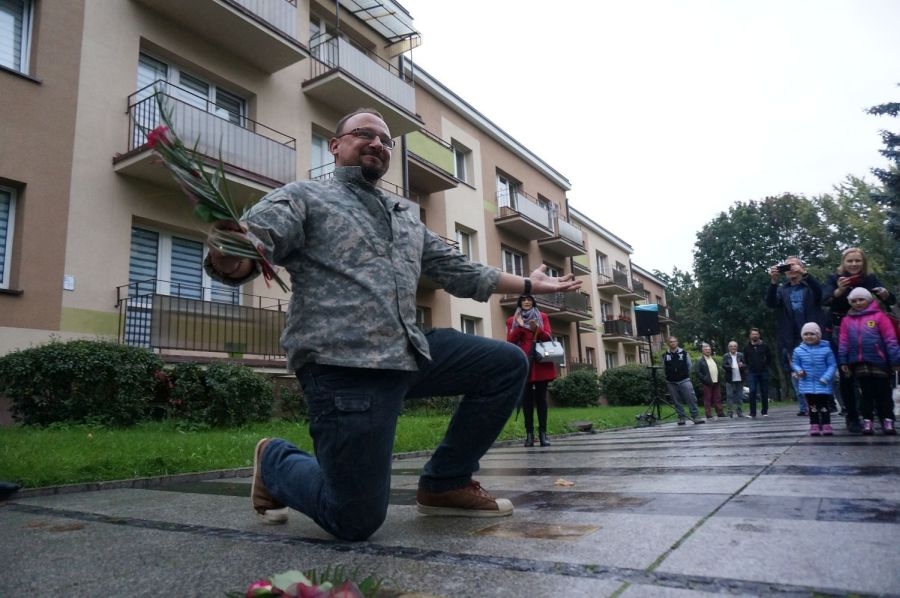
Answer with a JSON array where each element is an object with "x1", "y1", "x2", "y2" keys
[{"x1": 867, "y1": 87, "x2": 900, "y2": 272}]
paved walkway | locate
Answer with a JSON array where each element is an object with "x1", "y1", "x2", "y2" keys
[{"x1": 2, "y1": 406, "x2": 899, "y2": 597}]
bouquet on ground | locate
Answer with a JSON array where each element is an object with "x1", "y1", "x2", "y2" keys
[{"x1": 142, "y1": 91, "x2": 289, "y2": 292}]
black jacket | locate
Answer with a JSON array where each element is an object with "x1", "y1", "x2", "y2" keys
[{"x1": 742, "y1": 340, "x2": 772, "y2": 374}]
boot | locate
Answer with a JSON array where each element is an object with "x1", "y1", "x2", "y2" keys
[
  {"x1": 861, "y1": 419, "x2": 874, "y2": 435},
  {"x1": 524, "y1": 432, "x2": 534, "y2": 447},
  {"x1": 538, "y1": 431, "x2": 551, "y2": 447}
]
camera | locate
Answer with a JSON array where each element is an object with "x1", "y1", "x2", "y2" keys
[{"x1": 776, "y1": 263, "x2": 792, "y2": 273}]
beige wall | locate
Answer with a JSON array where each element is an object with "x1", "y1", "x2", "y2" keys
[{"x1": 0, "y1": 1, "x2": 86, "y2": 332}]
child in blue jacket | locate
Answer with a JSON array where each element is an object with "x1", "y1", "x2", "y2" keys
[{"x1": 792, "y1": 322, "x2": 837, "y2": 436}]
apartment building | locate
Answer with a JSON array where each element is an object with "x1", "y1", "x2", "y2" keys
[
  {"x1": 569, "y1": 208, "x2": 673, "y2": 373},
  {"x1": 0, "y1": 0, "x2": 658, "y2": 378}
]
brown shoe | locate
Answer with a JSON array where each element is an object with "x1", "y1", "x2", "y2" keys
[
  {"x1": 252, "y1": 438, "x2": 288, "y2": 525},
  {"x1": 416, "y1": 481, "x2": 513, "y2": 517}
]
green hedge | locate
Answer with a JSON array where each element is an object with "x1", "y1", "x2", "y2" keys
[
  {"x1": 0, "y1": 339, "x2": 165, "y2": 426},
  {"x1": 549, "y1": 369, "x2": 601, "y2": 407}
]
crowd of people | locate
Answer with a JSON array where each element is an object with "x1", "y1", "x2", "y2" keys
[{"x1": 678, "y1": 249, "x2": 900, "y2": 438}]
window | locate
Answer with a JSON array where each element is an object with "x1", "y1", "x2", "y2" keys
[
  {"x1": 128, "y1": 226, "x2": 237, "y2": 303},
  {"x1": 501, "y1": 247, "x2": 525, "y2": 277},
  {"x1": 600, "y1": 300, "x2": 612, "y2": 322},
  {"x1": 0, "y1": 185, "x2": 16, "y2": 288},
  {"x1": 496, "y1": 173, "x2": 520, "y2": 209},
  {"x1": 596, "y1": 251, "x2": 609, "y2": 277},
  {"x1": 415, "y1": 306, "x2": 431, "y2": 331},
  {"x1": 605, "y1": 352, "x2": 618, "y2": 370},
  {"x1": 452, "y1": 142, "x2": 470, "y2": 183},
  {"x1": 126, "y1": 226, "x2": 237, "y2": 346},
  {"x1": 310, "y1": 133, "x2": 334, "y2": 178},
  {"x1": 460, "y1": 316, "x2": 479, "y2": 335},
  {"x1": 545, "y1": 265, "x2": 561, "y2": 278},
  {"x1": 585, "y1": 347, "x2": 596, "y2": 366},
  {"x1": 455, "y1": 226, "x2": 472, "y2": 258},
  {"x1": 0, "y1": 0, "x2": 33, "y2": 73},
  {"x1": 136, "y1": 52, "x2": 246, "y2": 128}
]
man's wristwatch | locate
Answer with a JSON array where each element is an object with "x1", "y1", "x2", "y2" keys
[{"x1": 523, "y1": 278, "x2": 532, "y2": 294}]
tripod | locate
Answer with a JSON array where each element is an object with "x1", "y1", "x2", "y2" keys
[{"x1": 635, "y1": 335, "x2": 679, "y2": 427}]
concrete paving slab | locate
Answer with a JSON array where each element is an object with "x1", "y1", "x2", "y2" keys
[{"x1": 2, "y1": 405, "x2": 898, "y2": 597}]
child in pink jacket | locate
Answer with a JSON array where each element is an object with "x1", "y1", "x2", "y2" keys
[{"x1": 838, "y1": 287, "x2": 900, "y2": 435}]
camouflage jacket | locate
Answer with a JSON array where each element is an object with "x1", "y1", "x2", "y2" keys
[{"x1": 205, "y1": 166, "x2": 501, "y2": 372}]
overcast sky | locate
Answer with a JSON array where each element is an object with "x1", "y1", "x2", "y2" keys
[{"x1": 400, "y1": 0, "x2": 900, "y2": 275}]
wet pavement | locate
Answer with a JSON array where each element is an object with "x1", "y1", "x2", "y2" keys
[{"x1": 2, "y1": 405, "x2": 899, "y2": 597}]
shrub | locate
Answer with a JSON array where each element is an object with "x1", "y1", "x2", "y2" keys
[
  {"x1": 599, "y1": 364, "x2": 667, "y2": 407},
  {"x1": 549, "y1": 369, "x2": 600, "y2": 407},
  {"x1": 0, "y1": 339, "x2": 164, "y2": 426},
  {"x1": 167, "y1": 362, "x2": 274, "y2": 427}
]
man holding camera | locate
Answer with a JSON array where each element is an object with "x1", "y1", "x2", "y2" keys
[{"x1": 765, "y1": 256, "x2": 824, "y2": 416}]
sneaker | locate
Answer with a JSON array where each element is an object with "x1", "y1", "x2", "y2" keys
[
  {"x1": 677, "y1": 417, "x2": 686, "y2": 426},
  {"x1": 743, "y1": 414, "x2": 753, "y2": 419},
  {"x1": 809, "y1": 424, "x2": 821, "y2": 436},
  {"x1": 797, "y1": 411, "x2": 807, "y2": 417},
  {"x1": 821, "y1": 424, "x2": 834, "y2": 436},
  {"x1": 252, "y1": 439, "x2": 288, "y2": 525},
  {"x1": 762, "y1": 414, "x2": 769, "y2": 417},
  {"x1": 862, "y1": 419, "x2": 874, "y2": 436},
  {"x1": 884, "y1": 419, "x2": 896, "y2": 435},
  {"x1": 694, "y1": 418, "x2": 706, "y2": 424},
  {"x1": 417, "y1": 481, "x2": 513, "y2": 517}
]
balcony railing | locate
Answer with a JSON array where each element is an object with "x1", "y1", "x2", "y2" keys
[
  {"x1": 309, "y1": 36, "x2": 415, "y2": 115},
  {"x1": 602, "y1": 319, "x2": 634, "y2": 337},
  {"x1": 536, "y1": 291, "x2": 592, "y2": 315},
  {"x1": 116, "y1": 279, "x2": 288, "y2": 359},
  {"x1": 126, "y1": 82, "x2": 296, "y2": 185},
  {"x1": 232, "y1": 0, "x2": 297, "y2": 37},
  {"x1": 556, "y1": 218, "x2": 584, "y2": 246},
  {"x1": 496, "y1": 189, "x2": 554, "y2": 230}
]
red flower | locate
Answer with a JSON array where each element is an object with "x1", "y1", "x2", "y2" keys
[{"x1": 146, "y1": 125, "x2": 173, "y2": 149}]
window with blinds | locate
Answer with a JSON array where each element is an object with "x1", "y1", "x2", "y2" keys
[
  {"x1": 0, "y1": 0, "x2": 32, "y2": 73},
  {"x1": 0, "y1": 185, "x2": 15, "y2": 289}
]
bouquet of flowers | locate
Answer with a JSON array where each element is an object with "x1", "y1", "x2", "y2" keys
[
  {"x1": 230, "y1": 568, "x2": 378, "y2": 597},
  {"x1": 142, "y1": 91, "x2": 289, "y2": 292}
]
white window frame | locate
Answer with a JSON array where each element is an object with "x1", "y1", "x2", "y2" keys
[
  {"x1": 605, "y1": 352, "x2": 618, "y2": 370},
  {"x1": 596, "y1": 251, "x2": 609, "y2": 276},
  {"x1": 451, "y1": 141, "x2": 470, "y2": 183},
  {"x1": 0, "y1": 0, "x2": 33, "y2": 73},
  {"x1": 501, "y1": 247, "x2": 526, "y2": 277},
  {"x1": 0, "y1": 185, "x2": 16, "y2": 289},
  {"x1": 460, "y1": 315, "x2": 480, "y2": 335},
  {"x1": 137, "y1": 52, "x2": 246, "y2": 124},
  {"x1": 455, "y1": 225, "x2": 473, "y2": 258},
  {"x1": 311, "y1": 132, "x2": 334, "y2": 178},
  {"x1": 496, "y1": 173, "x2": 520, "y2": 209}
]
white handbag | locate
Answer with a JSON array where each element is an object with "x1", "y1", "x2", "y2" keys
[
  {"x1": 533, "y1": 341, "x2": 565, "y2": 365},
  {"x1": 893, "y1": 372, "x2": 900, "y2": 418}
]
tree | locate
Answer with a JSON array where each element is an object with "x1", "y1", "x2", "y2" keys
[
  {"x1": 867, "y1": 85, "x2": 900, "y2": 276},
  {"x1": 654, "y1": 267, "x2": 705, "y2": 347},
  {"x1": 691, "y1": 194, "x2": 827, "y2": 353}
]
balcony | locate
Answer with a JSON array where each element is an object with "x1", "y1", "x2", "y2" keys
[
  {"x1": 133, "y1": 0, "x2": 306, "y2": 73},
  {"x1": 601, "y1": 319, "x2": 642, "y2": 344},
  {"x1": 500, "y1": 291, "x2": 592, "y2": 322},
  {"x1": 304, "y1": 36, "x2": 422, "y2": 137},
  {"x1": 405, "y1": 130, "x2": 459, "y2": 194},
  {"x1": 116, "y1": 279, "x2": 288, "y2": 366},
  {"x1": 597, "y1": 268, "x2": 644, "y2": 300},
  {"x1": 538, "y1": 217, "x2": 586, "y2": 257},
  {"x1": 571, "y1": 255, "x2": 591, "y2": 276},
  {"x1": 114, "y1": 83, "x2": 296, "y2": 208},
  {"x1": 494, "y1": 190, "x2": 553, "y2": 240},
  {"x1": 631, "y1": 279, "x2": 649, "y2": 299},
  {"x1": 658, "y1": 304, "x2": 677, "y2": 324}
]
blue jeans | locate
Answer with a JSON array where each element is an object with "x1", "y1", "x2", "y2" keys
[
  {"x1": 746, "y1": 371, "x2": 769, "y2": 416},
  {"x1": 260, "y1": 328, "x2": 528, "y2": 541}
]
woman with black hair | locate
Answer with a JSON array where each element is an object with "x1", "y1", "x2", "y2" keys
[{"x1": 507, "y1": 294, "x2": 557, "y2": 447}]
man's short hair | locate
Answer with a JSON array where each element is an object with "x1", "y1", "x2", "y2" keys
[
  {"x1": 335, "y1": 108, "x2": 387, "y2": 136},
  {"x1": 749, "y1": 327, "x2": 760, "y2": 333}
]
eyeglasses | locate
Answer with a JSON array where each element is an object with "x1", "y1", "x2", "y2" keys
[{"x1": 336, "y1": 128, "x2": 396, "y2": 149}]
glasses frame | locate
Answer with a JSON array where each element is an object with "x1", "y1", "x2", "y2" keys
[{"x1": 335, "y1": 128, "x2": 396, "y2": 149}]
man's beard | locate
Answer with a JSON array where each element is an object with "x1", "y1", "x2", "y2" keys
[{"x1": 361, "y1": 164, "x2": 384, "y2": 182}]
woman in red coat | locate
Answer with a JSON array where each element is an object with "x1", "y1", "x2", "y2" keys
[{"x1": 506, "y1": 294, "x2": 557, "y2": 447}]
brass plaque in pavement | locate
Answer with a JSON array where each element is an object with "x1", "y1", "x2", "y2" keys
[{"x1": 473, "y1": 521, "x2": 599, "y2": 540}]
